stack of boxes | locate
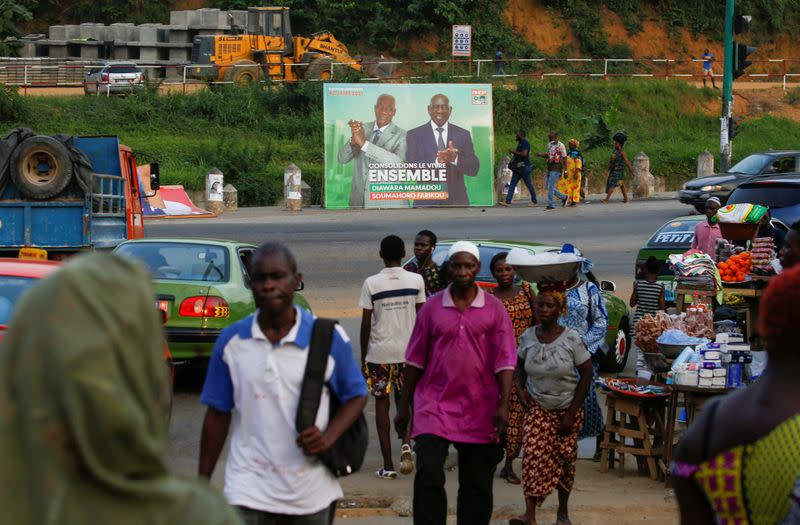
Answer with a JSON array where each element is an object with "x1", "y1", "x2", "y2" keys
[
  {"x1": 672, "y1": 332, "x2": 753, "y2": 389},
  {"x1": 7, "y1": 8, "x2": 249, "y2": 83}
]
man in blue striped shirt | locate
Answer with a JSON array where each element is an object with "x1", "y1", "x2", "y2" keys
[{"x1": 360, "y1": 235, "x2": 426, "y2": 479}]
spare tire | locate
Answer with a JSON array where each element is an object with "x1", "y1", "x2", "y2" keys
[{"x1": 10, "y1": 135, "x2": 73, "y2": 199}]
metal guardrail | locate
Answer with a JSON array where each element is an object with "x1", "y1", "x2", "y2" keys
[{"x1": 3, "y1": 57, "x2": 800, "y2": 93}]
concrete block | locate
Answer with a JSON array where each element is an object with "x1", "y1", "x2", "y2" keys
[
  {"x1": 170, "y1": 11, "x2": 190, "y2": 26},
  {"x1": 109, "y1": 23, "x2": 134, "y2": 42},
  {"x1": 19, "y1": 41, "x2": 36, "y2": 58},
  {"x1": 49, "y1": 25, "x2": 66, "y2": 40},
  {"x1": 230, "y1": 10, "x2": 247, "y2": 29},
  {"x1": 80, "y1": 44, "x2": 100, "y2": 60},
  {"x1": 112, "y1": 44, "x2": 129, "y2": 60},
  {"x1": 169, "y1": 27, "x2": 190, "y2": 44},
  {"x1": 79, "y1": 23, "x2": 103, "y2": 41},
  {"x1": 169, "y1": 46, "x2": 190, "y2": 62},
  {"x1": 64, "y1": 25, "x2": 81, "y2": 40},
  {"x1": 138, "y1": 26, "x2": 158, "y2": 44},
  {"x1": 200, "y1": 9, "x2": 222, "y2": 27},
  {"x1": 47, "y1": 41, "x2": 68, "y2": 59},
  {"x1": 139, "y1": 46, "x2": 158, "y2": 62}
]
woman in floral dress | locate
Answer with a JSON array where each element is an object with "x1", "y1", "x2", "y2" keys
[{"x1": 489, "y1": 252, "x2": 536, "y2": 484}]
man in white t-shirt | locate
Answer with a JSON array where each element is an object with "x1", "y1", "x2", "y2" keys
[
  {"x1": 199, "y1": 243, "x2": 367, "y2": 524},
  {"x1": 359, "y1": 235, "x2": 426, "y2": 479}
]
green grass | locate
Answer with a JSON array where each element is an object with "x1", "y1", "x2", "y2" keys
[{"x1": 2, "y1": 79, "x2": 800, "y2": 205}]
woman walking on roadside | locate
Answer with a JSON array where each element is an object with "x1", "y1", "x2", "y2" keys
[
  {"x1": 489, "y1": 252, "x2": 537, "y2": 485},
  {"x1": 559, "y1": 246, "x2": 609, "y2": 460},
  {"x1": 558, "y1": 139, "x2": 583, "y2": 207},
  {"x1": 602, "y1": 132, "x2": 633, "y2": 204},
  {"x1": 511, "y1": 282, "x2": 593, "y2": 525}
]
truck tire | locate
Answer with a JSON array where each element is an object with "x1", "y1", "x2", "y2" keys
[
  {"x1": 10, "y1": 136, "x2": 73, "y2": 199},
  {"x1": 304, "y1": 57, "x2": 335, "y2": 81},
  {"x1": 224, "y1": 60, "x2": 262, "y2": 85}
]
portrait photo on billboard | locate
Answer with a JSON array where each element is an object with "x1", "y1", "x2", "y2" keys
[{"x1": 323, "y1": 83, "x2": 494, "y2": 209}]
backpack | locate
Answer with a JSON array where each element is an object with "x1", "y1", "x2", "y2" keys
[
  {"x1": 296, "y1": 318, "x2": 368, "y2": 477},
  {"x1": 547, "y1": 142, "x2": 564, "y2": 165}
]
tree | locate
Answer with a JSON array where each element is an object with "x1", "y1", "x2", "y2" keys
[{"x1": 0, "y1": 0, "x2": 33, "y2": 57}]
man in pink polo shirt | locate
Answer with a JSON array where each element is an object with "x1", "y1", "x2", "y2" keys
[
  {"x1": 691, "y1": 197, "x2": 723, "y2": 261},
  {"x1": 395, "y1": 241, "x2": 517, "y2": 525}
]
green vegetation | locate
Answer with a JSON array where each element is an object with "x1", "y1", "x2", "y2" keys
[
  {"x1": 2, "y1": 79, "x2": 800, "y2": 205},
  {"x1": 0, "y1": 0, "x2": 33, "y2": 56}
]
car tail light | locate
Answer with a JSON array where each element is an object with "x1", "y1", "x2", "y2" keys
[{"x1": 178, "y1": 296, "x2": 230, "y2": 318}]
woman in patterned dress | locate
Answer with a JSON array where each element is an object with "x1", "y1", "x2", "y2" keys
[
  {"x1": 559, "y1": 254, "x2": 609, "y2": 461},
  {"x1": 489, "y1": 252, "x2": 537, "y2": 485},
  {"x1": 557, "y1": 139, "x2": 583, "y2": 206},
  {"x1": 512, "y1": 282, "x2": 593, "y2": 525}
]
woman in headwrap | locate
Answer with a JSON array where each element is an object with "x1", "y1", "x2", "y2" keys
[
  {"x1": 602, "y1": 132, "x2": 633, "y2": 204},
  {"x1": 559, "y1": 246, "x2": 609, "y2": 460},
  {"x1": 557, "y1": 139, "x2": 584, "y2": 207},
  {"x1": 673, "y1": 265, "x2": 800, "y2": 524},
  {"x1": 512, "y1": 281, "x2": 593, "y2": 525},
  {"x1": 489, "y1": 251, "x2": 537, "y2": 485},
  {"x1": 0, "y1": 253, "x2": 242, "y2": 525}
]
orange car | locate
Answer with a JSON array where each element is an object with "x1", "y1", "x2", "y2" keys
[{"x1": 0, "y1": 258, "x2": 174, "y2": 387}]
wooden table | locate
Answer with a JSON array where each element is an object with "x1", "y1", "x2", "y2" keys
[
  {"x1": 662, "y1": 384, "x2": 732, "y2": 484},
  {"x1": 721, "y1": 283, "x2": 765, "y2": 345},
  {"x1": 600, "y1": 391, "x2": 667, "y2": 480}
]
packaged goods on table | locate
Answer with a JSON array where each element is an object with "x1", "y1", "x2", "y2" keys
[
  {"x1": 669, "y1": 333, "x2": 753, "y2": 388},
  {"x1": 750, "y1": 237, "x2": 777, "y2": 276}
]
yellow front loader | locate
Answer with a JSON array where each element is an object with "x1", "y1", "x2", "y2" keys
[{"x1": 187, "y1": 6, "x2": 394, "y2": 83}]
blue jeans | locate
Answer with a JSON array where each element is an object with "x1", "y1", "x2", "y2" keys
[
  {"x1": 546, "y1": 170, "x2": 567, "y2": 208},
  {"x1": 505, "y1": 166, "x2": 536, "y2": 203}
]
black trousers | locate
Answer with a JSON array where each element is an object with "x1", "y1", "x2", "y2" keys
[{"x1": 413, "y1": 434, "x2": 503, "y2": 525}]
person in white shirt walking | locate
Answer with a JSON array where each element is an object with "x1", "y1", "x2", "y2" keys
[
  {"x1": 360, "y1": 235, "x2": 426, "y2": 479},
  {"x1": 199, "y1": 243, "x2": 368, "y2": 525}
]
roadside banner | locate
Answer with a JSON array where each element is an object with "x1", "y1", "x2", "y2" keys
[
  {"x1": 323, "y1": 83, "x2": 494, "y2": 209},
  {"x1": 137, "y1": 165, "x2": 213, "y2": 218}
]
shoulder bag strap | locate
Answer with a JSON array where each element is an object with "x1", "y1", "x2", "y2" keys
[{"x1": 296, "y1": 318, "x2": 338, "y2": 434}]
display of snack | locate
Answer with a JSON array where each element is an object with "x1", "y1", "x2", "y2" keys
[
  {"x1": 717, "y1": 252, "x2": 752, "y2": 283},
  {"x1": 749, "y1": 237, "x2": 777, "y2": 276}
]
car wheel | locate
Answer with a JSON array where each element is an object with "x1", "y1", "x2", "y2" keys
[{"x1": 602, "y1": 319, "x2": 630, "y2": 373}]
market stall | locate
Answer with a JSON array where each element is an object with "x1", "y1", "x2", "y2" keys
[{"x1": 634, "y1": 202, "x2": 780, "y2": 483}]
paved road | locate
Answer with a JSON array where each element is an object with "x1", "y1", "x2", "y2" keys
[
  {"x1": 146, "y1": 197, "x2": 690, "y2": 316},
  {"x1": 158, "y1": 197, "x2": 692, "y2": 513}
]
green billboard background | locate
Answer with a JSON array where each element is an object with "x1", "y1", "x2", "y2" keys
[{"x1": 323, "y1": 83, "x2": 495, "y2": 209}]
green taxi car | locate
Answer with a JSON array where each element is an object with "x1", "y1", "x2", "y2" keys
[
  {"x1": 634, "y1": 216, "x2": 703, "y2": 304},
  {"x1": 429, "y1": 240, "x2": 632, "y2": 372},
  {"x1": 114, "y1": 239, "x2": 310, "y2": 362}
]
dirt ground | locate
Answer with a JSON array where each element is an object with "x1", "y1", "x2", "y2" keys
[{"x1": 335, "y1": 458, "x2": 678, "y2": 524}]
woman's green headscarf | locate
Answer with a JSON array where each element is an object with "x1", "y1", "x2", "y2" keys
[{"x1": 0, "y1": 253, "x2": 242, "y2": 525}]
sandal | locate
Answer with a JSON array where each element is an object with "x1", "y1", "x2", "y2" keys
[
  {"x1": 399, "y1": 444, "x2": 415, "y2": 475},
  {"x1": 375, "y1": 468, "x2": 398, "y2": 480},
  {"x1": 500, "y1": 469, "x2": 521, "y2": 485}
]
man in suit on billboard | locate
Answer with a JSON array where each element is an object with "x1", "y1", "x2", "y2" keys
[
  {"x1": 337, "y1": 94, "x2": 407, "y2": 208},
  {"x1": 405, "y1": 94, "x2": 480, "y2": 206}
]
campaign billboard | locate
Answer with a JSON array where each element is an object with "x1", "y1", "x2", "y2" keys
[{"x1": 323, "y1": 83, "x2": 494, "y2": 209}]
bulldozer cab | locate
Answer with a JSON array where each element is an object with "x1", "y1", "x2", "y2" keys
[{"x1": 247, "y1": 7, "x2": 293, "y2": 54}]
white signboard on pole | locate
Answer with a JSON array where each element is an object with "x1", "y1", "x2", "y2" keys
[{"x1": 452, "y1": 25, "x2": 472, "y2": 57}]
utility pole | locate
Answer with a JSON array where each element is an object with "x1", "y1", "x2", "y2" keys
[{"x1": 720, "y1": 0, "x2": 734, "y2": 172}]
